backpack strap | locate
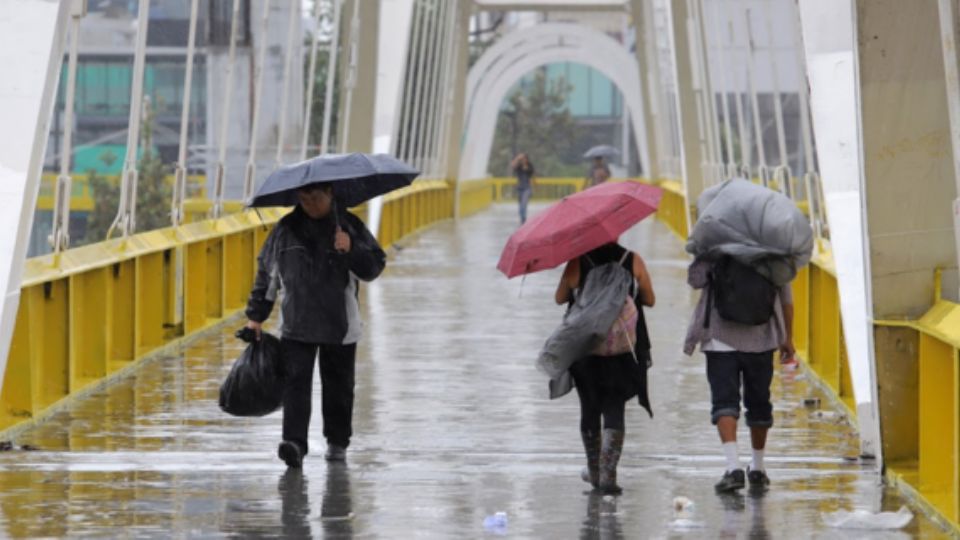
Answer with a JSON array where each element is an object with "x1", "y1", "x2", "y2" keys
[
  {"x1": 704, "y1": 267, "x2": 713, "y2": 329},
  {"x1": 619, "y1": 251, "x2": 638, "y2": 298}
]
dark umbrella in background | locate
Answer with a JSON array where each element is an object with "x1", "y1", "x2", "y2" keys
[
  {"x1": 248, "y1": 153, "x2": 419, "y2": 209},
  {"x1": 583, "y1": 145, "x2": 621, "y2": 160}
]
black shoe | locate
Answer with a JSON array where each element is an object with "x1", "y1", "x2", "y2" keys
[
  {"x1": 747, "y1": 467, "x2": 770, "y2": 492},
  {"x1": 325, "y1": 444, "x2": 347, "y2": 462},
  {"x1": 278, "y1": 441, "x2": 304, "y2": 468},
  {"x1": 714, "y1": 469, "x2": 746, "y2": 493}
]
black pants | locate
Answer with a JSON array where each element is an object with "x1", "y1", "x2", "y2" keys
[
  {"x1": 570, "y1": 358, "x2": 628, "y2": 432},
  {"x1": 281, "y1": 338, "x2": 357, "y2": 453}
]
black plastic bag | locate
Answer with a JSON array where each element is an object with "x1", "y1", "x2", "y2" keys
[{"x1": 219, "y1": 330, "x2": 285, "y2": 416}]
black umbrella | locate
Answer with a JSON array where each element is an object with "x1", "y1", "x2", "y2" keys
[
  {"x1": 583, "y1": 145, "x2": 621, "y2": 160},
  {"x1": 249, "y1": 153, "x2": 419, "y2": 208}
]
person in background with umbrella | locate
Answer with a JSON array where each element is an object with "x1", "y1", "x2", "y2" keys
[
  {"x1": 587, "y1": 156, "x2": 611, "y2": 187},
  {"x1": 510, "y1": 152, "x2": 536, "y2": 224},
  {"x1": 243, "y1": 153, "x2": 416, "y2": 468},
  {"x1": 554, "y1": 243, "x2": 655, "y2": 494},
  {"x1": 583, "y1": 145, "x2": 618, "y2": 187}
]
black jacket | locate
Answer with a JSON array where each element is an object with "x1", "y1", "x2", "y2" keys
[{"x1": 245, "y1": 206, "x2": 386, "y2": 344}]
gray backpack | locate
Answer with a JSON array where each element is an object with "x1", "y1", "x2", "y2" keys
[{"x1": 536, "y1": 253, "x2": 635, "y2": 393}]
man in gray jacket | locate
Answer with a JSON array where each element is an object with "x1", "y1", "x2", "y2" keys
[{"x1": 245, "y1": 182, "x2": 386, "y2": 468}]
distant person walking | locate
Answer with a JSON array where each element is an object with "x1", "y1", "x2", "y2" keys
[
  {"x1": 587, "y1": 156, "x2": 611, "y2": 187},
  {"x1": 555, "y1": 243, "x2": 655, "y2": 495},
  {"x1": 511, "y1": 153, "x2": 536, "y2": 224},
  {"x1": 245, "y1": 182, "x2": 386, "y2": 468}
]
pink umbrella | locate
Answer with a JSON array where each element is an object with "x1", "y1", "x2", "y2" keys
[{"x1": 497, "y1": 181, "x2": 663, "y2": 278}]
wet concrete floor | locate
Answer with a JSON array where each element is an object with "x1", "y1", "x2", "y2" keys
[{"x1": 0, "y1": 204, "x2": 951, "y2": 538}]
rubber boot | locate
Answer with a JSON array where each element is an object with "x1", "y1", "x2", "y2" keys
[
  {"x1": 598, "y1": 429, "x2": 625, "y2": 495},
  {"x1": 580, "y1": 431, "x2": 601, "y2": 488}
]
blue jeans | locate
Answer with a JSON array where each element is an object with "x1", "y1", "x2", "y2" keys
[
  {"x1": 705, "y1": 350, "x2": 774, "y2": 427},
  {"x1": 517, "y1": 187, "x2": 532, "y2": 223}
]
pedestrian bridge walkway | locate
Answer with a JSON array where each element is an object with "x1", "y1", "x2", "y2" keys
[{"x1": 0, "y1": 204, "x2": 942, "y2": 537}]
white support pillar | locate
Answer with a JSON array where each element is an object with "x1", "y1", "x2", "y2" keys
[
  {"x1": 0, "y1": 0, "x2": 72, "y2": 398},
  {"x1": 369, "y1": 0, "x2": 417, "y2": 238},
  {"x1": 938, "y1": 0, "x2": 960, "y2": 289},
  {"x1": 798, "y1": 0, "x2": 875, "y2": 457},
  {"x1": 630, "y1": 0, "x2": 661, "y2": 179},
  {"x1": 666, "y1": 0, "x2": 705, "y2": 227},
  {"x1": 337, "y1": 0, "x2": 379, "y2": 153},
  {"x1": 446, "y1": 0, "x2": 472, "y2": 210}
]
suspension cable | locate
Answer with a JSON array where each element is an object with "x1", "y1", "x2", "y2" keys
[
  {"x1": 107, "y1": 0, "x2": 150, "y2": 239},
  {"x1": 211, "y1": 0, "x2": 243, "y2": 219},
  {"x1": 241, "y1": 0, "x2": 273, "y2": 204},
  {"x1": 171, "y1": 0, "x2": 199, "y2": 227},
  {"x1": 50, "y1": 1, "x2": 86, "y2": 252}
]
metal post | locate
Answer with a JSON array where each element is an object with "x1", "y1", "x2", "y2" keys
[
  {"x1": 50, "y1": 0, "x2": 86, "y2": 252},
  {"x1": 212, "y1": 0, "x2": 242, "y2": 219},
  {"x1": 242, "y1": 0, "x2": 272, "y2": 204},
  {"x1": 407, "y1": 0, "x2": 436, "y2": 169},
  {"x1": 107, "y1": 0, "x2": 150, "y2": 238},
  {"x1": 338, "y1": 0, "x2": 361, "y2": 152},
  {"x1": 275, "y1": 0, "x2": 299, "y2": 166},
  {"x1": 300, "y1": 1, "x2": 325, "y2": 161},
  {"x1": 686, "y1": 0, "x2": 711, "y2": 187},
  {"x1": 694, "y1": 0, "x2": 721, "y2": 181},
  {"x1": 791, "y1": 0, "x2": 816, "y2": 178},
  {"x1": 172, "y1": 0, "x2": 199, "y2": 227},
  {"x1": 762, "y1": 4, "x2": 790, "y2": 174},
  {"x1": 744, "y1": 9, "x2": 768, "y2": 184},
  {"x1": 709, "y1": 0, "x2": 735, "y2": 178},
  {"x1": 434, "y1": 1, "x2": 460, "y2": 179},
  {"x1": 320, "y1": 0, "x2": 342, "y2": 154},
  {"x1": 421, "y1": 0, "x2": 449, "y2": 177},
  {"x1": 394, "y1": 0, "x2": 425, "y2": 160},
  {"x1": 729, "y1": 11, "x2": 751, "y2": 176}
]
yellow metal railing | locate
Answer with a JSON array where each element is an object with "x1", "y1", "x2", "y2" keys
[
  {"x1": 791, "y1": 248, "x2": 857, "y2": 416},
  {"x1": 488, "y1": 177, "x2": 587, "y2": 202},
  {"x1": 876, "y1": 296, "x2": 960, "y2": 528},
  {"x1": 458, "y1": 179, "x2": 495, "y2": 218},
  {"x1": 37, "y1": 172, "x2": 207, "y2": 212},
  {"x1": 653, "y1": 179, "x2": 689, "y2": 240},
  {"x1": 0, "y1": 208, "x2": 283, "y2": 432},
  {"x1": 378, "y1": 180, "x2": 453, "y2": 247},
  {"x1": 0, "y1": 182, "x2": 457, "y2": 436}
]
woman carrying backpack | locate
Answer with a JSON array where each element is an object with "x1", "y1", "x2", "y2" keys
[{"x1": 554, "y1": 242, "x2": 655, "y2": 495}]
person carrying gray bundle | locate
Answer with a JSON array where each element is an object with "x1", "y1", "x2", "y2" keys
[{"x1": 683, "y1": 178, "x2": 813, "y2": 494}]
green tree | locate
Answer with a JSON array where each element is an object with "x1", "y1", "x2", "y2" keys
[
  {"x1": 489, "y1": 69, "x2": 585, "y2": 177},
  {"x1": 84, "y1": 100, "x2": 171, "y2": 243}
]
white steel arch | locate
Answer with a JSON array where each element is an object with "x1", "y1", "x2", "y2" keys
[{"x1": 460, "y1": 23, "x2": 650, "y2": 180}]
